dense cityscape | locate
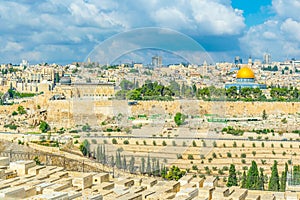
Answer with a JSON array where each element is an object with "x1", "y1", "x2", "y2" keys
[
  {"x1": 2, "y1": 0, "x2": 300, "y2": 199},
  {"x1": 0, "y1": 55, "x2": 300, "y2": 199}
]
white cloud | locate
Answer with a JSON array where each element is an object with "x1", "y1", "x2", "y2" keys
[
  {"x1": 280, "y1": 18, "x2": 300, "y2": 42},
  {"x1": 3, "y1": 42, "x2": 23, "y2": 52},
  {"x1": 190, "y1": 0, "x2": 245, "y2": 35},
  {"x1": 0, "y1": 0, "x2": 245, "y2": 64},
  {"x1": 240, "y1": 0, "x2": 300, "y2": 61},
  {"x1": 272, "y1": 0, "x2": 300, "y2": 20}
]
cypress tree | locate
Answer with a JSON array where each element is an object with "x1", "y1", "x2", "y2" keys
[
  {"x1": 110, "y1": 155, "x2": 114, "y2": 167},
  {"x1": 141, "y1": 157, "x2": 145, "y2": 174},
  {"x1": 155, "y1": 159, "x2": 160, "y2": 176},
  {"x1": 280, "y1": 163, "x2": 288, "y2": 192},
  {"x1": 152, "y1": 158, "x2": 156, "y2": 175},
  {"x1": 241, "y1": 171, "x2": 247, "y2": 188},
  {"x1": 161, "y1": 164, "x2": 167, "y2": 178},
  {"x1": 122, "y1": 155, "x2": 127, "y2": 170},
  {"x1": 146, "y1": 155, "x2": 151, "y2": 175},
  {"x1": 259, "y1": 167, "x2": 265, "y2": 190},
  {"x1": 116, "y1": 152, "x2": 122, "y2": 169},
  {"x1": 96, "y1": 145, "x2": 101, "y2": 162},
  {"x1": 246, "y1": 161, "x2": 260, "y2": 190},
  {"x1": 268, "y1": 160, "x2": 280, "y2": 191},
  {"x1": 227, "y1": 164, "x2": 238, "y2": 187},
  {"x1": 280, "y1": 171, "x2": 286, "y2": 192},
  {"x1": 103, "y1": 144, "x2": 106, "y2": 163},
  {"x1": 129, "y1": 156, "x2": 135, "y2": 173}
]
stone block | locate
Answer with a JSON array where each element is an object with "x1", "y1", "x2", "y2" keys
[
  {"x1": 116, "y1": 179, "x2": 134, "y2": 188},
  {"x1": 28, "y1": 165, "x2": 46, "y2": 175},
  {"x1": 176, "y1": 187, "x2": 198, "y2": 199},
  {"x1": 178, "y1": 175, "x2": 194, "y2": 186},
  {"x1": 0, "y1": 186, "x2": 26, "y2": 199},
  {"x1": 0, "y1": 157, "x2": 9, "y2": 166},
  {"x1": 72, "y1": 173, "x2": 93, "y2": 189},
  {"x1": 141, "y1": 178, "x2": 157, "y2": 188},
  {"x1": 93, "y1": 173, "x2": 109, "y2": 184},
  {"x1": 35, "y1": 192, "x2": 69, "y2": 200},
  {"x1": 9, "y1": 160, "x2": 36, "y2": 176},
  {"x1": 118, "y1": 193, "x2": 142, "y2": 200},
  {"x1": 190, "y1": 177, "x2": 205, "y2": 188},
  {"x1": 25, "y1": 186, "x2": 37, "y2": 198},
  {"x1": 88, "y1": 193, "x2": 103, "y2": 200}
]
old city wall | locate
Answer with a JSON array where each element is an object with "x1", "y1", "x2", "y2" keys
[
  {"x1": 2, "y1": 99, "x2": 300, "y2": 128},
  {"x1": 46, "y1": 100, "x2": 300, "y2": 128},
  {"x1": 130, "y1": 101, "x2": 300, "y2": 117}
]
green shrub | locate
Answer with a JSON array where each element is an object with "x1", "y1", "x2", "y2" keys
[
  {"x1": 112, "y1": 138, "x2": 117, "y2": 144},
  {"x1": 177, "y1": 154, "x2": 183, "y2": 159},
  {"x1": 188, "y1": 154, "x2": 194, "y2": 160},
  {"x1": 153, "y1": 141, "x2": 157, "y2": 146},
  {"x1": 192, "y1": 165, "x2": 198, "y2": 170},
  {"x1": 192, "y1": 141, "x2": 197, "y2": 147},
  {"x1": 123, "y1": 140, "x2": 129, "y2": 145}
]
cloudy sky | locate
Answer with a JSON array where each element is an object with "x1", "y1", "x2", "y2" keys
[{"x1": 0, "y1": 0, "x2": 299, "y2": 65}]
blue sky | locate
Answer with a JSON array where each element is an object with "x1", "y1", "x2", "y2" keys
[{"x1": 1, "y1": 0, "x2": 300, "y2": 65}]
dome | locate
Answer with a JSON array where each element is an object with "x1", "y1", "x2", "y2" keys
[{"x1": 236, "y1": 67, "x2": 255, "y2": 79}]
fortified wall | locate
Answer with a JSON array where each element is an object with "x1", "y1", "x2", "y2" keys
[
  {"x1": 46, "y1": 100, "x2": 300, "y2": 128},
  {"x1": 1, "y1": 99, "x2": 299, "y2": 128}
]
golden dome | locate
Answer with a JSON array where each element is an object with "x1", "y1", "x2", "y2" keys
[{"x1": 236, "y1": 67, "x2": 255, "y2": 79}]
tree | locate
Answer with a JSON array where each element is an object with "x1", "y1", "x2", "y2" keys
[
  {"x1": 262, "y1": 109, "x2": 267, "y2": 120},
  {"x1": 112, "y1": 138, "x2": 117, "y2": 144},
  {"x1": 146, "y1": 154, "x2": 151, "y2": 175},
  {"x1": 162, "y1": 141, "x2": 167, "y2": 146},
  {"x1": 268, "y1": 160, "x2": 280, "y2": 191},
  {"x1": 96, "y1": 144, "x2": 106, "y2": 164},
  {"x1": 259, "y1": 167, "x2": 265, "y2": 190},
  {"x1": 192, "y1": 141, "x2": 197, "y2": 147},
  {"x1": 174, "y1": 112, "x2": 185, "y2": 126},
  {"x1": 241, "y1": 171, "x2": 247, "y2": 188},
  {"x1": 165, "y1": 166, "x2": 185, "y2": 181},
  {"x1": 39, "y1": 121, "x2": 50, "y2": 133},
  {"x1": 82, "y1": 124, "x2": 91, "y2": 132},
  {"x1": 122, "y1": 155, "x2": 127, "y2": 170},
  {"x1": 280, "y1": 163, "x2": 288, "y2": 192},
  {"x1": 129, "y1": 156, "x2": 135, "y2": 173},
  {"x1": 120, "y1": 79, "x2": 134, "y2": 90},
  {"x1": 169, "y1": 81, "x2": 181, "y2": 96},
  {"x1": 161, "y1": 165, "x2": 167, "y2": 178},
  {"x1": 154, "y1": 159, "x2": 160, "y2": 176},
  {"x1": 33, "y1": 156, "x2": 41, "y2": 165},
  {"x1": 246, "y1": 161, "x2": 260, "y2": 190},
  {"x1": 116, "y1": 151, "x2": 122, "y2": 169},
  {"x1": 79, "y1": 139, "x2": 90, "y2": 156},
  {"x1": 17, "y1": 106, "x2": 26, "y2": 115},
  {"x1": 227, "y1": 164, "x2": 238, "y2": 187},
  {"x1": 141, "y1": 157, "x2": 145, "y2": 174}
]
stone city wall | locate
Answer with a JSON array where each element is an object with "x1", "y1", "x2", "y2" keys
[
  {"x1": 1, "y1": 99, "x2": 300, "y2": 128},
  {"x1": 45, "y1": 100, "x2": 300, "y2": 128}
]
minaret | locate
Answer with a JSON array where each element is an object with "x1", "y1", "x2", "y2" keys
[{"x1": 248, "y1": 56, "x2": 252, "y2": 66}]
